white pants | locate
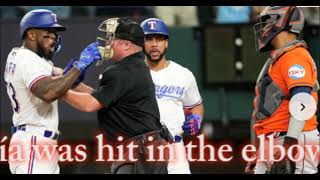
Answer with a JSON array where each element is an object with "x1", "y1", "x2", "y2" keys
[
  {"x1": 167, "y1": 141, "x2": 191, "y2": 174},
  {"x1": 8, "y1": 129, "x2": 60, "y2": 174},
  {"x1": 254, "y1": 129, "x2": 320, "y2": 174}
]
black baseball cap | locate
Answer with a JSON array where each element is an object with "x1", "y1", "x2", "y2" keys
[{"x1": 115, "y1": 17, "x2": 145, "y2": 47}]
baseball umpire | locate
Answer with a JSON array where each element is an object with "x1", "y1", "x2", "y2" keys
[
  {"x1": 245, "y1": 6, "x2": 320, "y2": 174},
  {"x1": 63, "y1": 17, "x2": 173, "y2": 174}
]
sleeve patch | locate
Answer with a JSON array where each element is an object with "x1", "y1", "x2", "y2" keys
[{"x1": 288, "y1": 64, "x2": 305, "y2": 80}]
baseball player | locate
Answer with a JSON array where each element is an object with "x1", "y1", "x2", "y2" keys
[
  {"x1": 4, "y1": 9, "x2": 101, "y2": 174},
  {"x1": 245, "y1": 6, "x2": 320, "y2": 174},
  {"x1": 140, "y1": 18, "x2": 204, "y2": 174}
]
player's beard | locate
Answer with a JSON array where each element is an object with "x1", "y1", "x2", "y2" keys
[
  {"x1": 145, "y1": 48, "x2": 167, "y2": 63},
  {"x1": 37, "y1": 41, "x2": 54, "y2": 60}
]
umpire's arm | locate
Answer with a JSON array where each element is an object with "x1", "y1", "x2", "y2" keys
[{"x1": 63, "y1": 90, "x2": 104, "y2": 112}]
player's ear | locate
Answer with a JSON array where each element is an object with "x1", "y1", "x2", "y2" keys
[
  {"x1": 26, "y1": 30, "x2": 36, "y2": 41},
  {"x1": 165, "y1": 40, "x2": 168, "y2": 49}
]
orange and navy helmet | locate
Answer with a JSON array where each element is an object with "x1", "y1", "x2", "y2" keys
[{"x1": 253, "y1": 6, "x2": 304, "y2": 52}]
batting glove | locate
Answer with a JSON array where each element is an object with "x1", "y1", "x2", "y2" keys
[
  {"x1": 74, "y1": 42, "x2": 101, "y2": 73},
  {"x1": 63, "y1": 58, "x2": 87, "y2": 88},
  {"x1": 182, "y1": 113, "x2": 202, "y2": 136},
  {"x1": 63, "y1": 58, "x2": 76, "y2": 75}
]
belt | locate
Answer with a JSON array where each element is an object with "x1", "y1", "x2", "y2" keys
[
  {"x1": 137, "y1": 133, "x2": 181, "y2": 143},
  {"x1": 173, "y1": 135, "x2": 182, "y2": 143},
  {"x1": 122, "y1": 126, "x2": 182, "y2": 145},
  {"x1": 11, "y1": 124, "x2": 61, "y2": 141}
]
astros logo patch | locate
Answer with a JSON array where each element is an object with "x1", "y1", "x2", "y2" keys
[{"x1": 288, "y1": 64, "x2": 305, "y2": 80}]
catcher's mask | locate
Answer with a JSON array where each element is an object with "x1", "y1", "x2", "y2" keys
[
  {"x1": 253, "y1": 6, "x2": 304, "y2": 52},
  {"x1": 96, "y1": 17, "x2": 145, "y2": 65},
  {"x1": 96, "y1": 17, "x2": 119, "y2": 65}
]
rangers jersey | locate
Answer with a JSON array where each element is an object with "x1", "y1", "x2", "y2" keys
[
  {"x1": 150, "y1": 60, "x2": 202, "y2": 137},
  {"x1": 4, "y1": 47, "x2": 59, "y2": 131}
]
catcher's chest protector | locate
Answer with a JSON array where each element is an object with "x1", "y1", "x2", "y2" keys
[{"x1": 253, "y1": 40, "x2": 319, "y2": 121}]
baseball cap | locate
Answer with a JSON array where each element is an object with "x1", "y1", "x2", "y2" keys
[{"x1": 115, "y1": 17, "x2": 145, "y2": 47}]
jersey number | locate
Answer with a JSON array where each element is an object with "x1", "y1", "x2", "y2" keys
[{"x1": 5, "y1": 81, "x2": 20, "y2": 113}]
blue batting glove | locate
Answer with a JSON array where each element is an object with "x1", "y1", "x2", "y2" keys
[
  {"x1": 72, "y1": 69, "x2": 86, "y2": 88},
  {"x1": 182, "y1": 114, "x2": 202, "y2": 136},
  {"x1": 63, "y1": 58, "x2": 87, "y2": 88},
  {"x1": 73, "y1": 42, "x2": 101, "y2": 73},
  {"x1": 63, "y1": 58, "x2": 77, "y2": 75}
]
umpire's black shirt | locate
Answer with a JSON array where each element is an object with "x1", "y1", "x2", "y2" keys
[{"x1": 92, "y1": 51, "x2": 162, "y2": 142}]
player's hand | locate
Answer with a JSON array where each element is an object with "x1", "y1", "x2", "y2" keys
[
  {"x1": 268, "y1": 136, "x2": 298, "y2": 174},
  {"x1": 73, "y1": 42, "x2": 101, "y2": 73},
  {"x1": 63, "y1": 58, "x2": 87, "y2": 88},
  {"x1": 182, "y1": 109, "x2": 202, "y2": 136}
]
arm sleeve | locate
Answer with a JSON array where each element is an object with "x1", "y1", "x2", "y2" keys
[
  {"x1": 21, "y1": 58, "x2": 53, "y2": 89},
  {"x1": 182, "y1": 72, "x2": 202, "y2": 108},
  {"x1": 280, "y1": 51, "x2": 316, "y2": 91},
  {"x1": 290, "y1": 86, "x2": 312, "y2": 96},
  {"x1": 91, "y1": 70, "x2": 124, "y2": 108}
]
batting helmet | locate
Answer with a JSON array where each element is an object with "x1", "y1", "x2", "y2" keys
[
  {"x1": 140, "y1": 18, "x2": 169, "y2": 38},
  {"x1": 20, "y1": 9, "x2": 66, "y2": 39},
  {"x1": 253, "y1": 6, "x2": 304, "y2": 52}
]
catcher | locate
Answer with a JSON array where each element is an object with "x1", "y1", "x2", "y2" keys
[{"x1": 246, "y1": 6, "x2": 320, "y2": 174}]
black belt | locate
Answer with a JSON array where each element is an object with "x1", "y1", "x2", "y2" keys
[
  {"x1": 122, "y1": 126, "x2": 176, "y2": 145},
  {"x1": 11, "y1": 124, "x2": 61, "y2": 141},
  {"x1": 126, "y1": 130, "x2": 164, "y2": 145}
]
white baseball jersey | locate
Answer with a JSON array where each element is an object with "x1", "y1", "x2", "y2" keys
[
  {"x1": 4, "y1": 47, "x2": 59, "y2": 131},
  {"x1": 150, "y1": 61, "x2": 202, "y2": 137}
]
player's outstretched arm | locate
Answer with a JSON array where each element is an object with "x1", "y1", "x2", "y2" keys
[
  {"x1": 62, "y1": 58, "x2": 94, "y2": 93},
  {"x1": 31, "y1": 68, "x2": 81, "y2": 103},
  {"x1": 63, "y1": 90, "x2": 103, "y2": 112},
  {"x1": 30, "y1": 42, "x2": 101, "y2": 103}
]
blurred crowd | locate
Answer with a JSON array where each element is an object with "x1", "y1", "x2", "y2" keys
[{"x1": 0, "y1": 6, "x2": 319, "y2": 26}]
